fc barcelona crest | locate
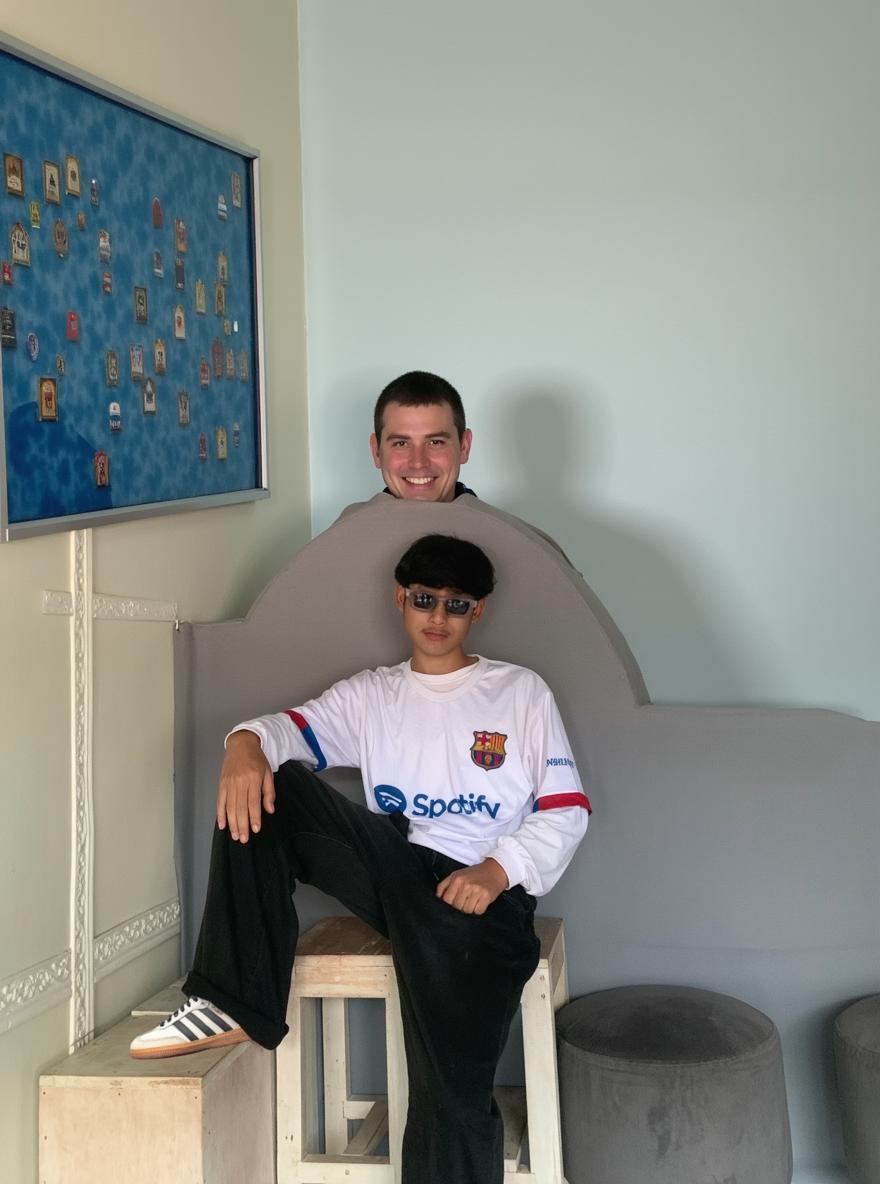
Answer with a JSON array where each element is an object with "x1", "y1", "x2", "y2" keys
[{"x1": 471, "y1": 731, "x2": 507, "y2": 771}]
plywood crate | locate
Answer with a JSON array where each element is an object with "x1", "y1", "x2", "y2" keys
[{"x1": 40, "y1": 1015, "x2": 274, "y2": 1184}]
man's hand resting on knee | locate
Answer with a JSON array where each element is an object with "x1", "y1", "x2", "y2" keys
[
  {"x1": 218, "y1": 729, "x2": 276, "y2": 843},
  {"x1": 436, "y1": 858, "x2": 509, "y2": 915}
]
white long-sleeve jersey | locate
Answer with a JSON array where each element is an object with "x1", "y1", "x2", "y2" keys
[{"x1": 233, "y1": 656, "x2": 590, "y2": 896}]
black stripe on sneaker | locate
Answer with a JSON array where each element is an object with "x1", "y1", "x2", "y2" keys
[
  {"x1": 186, "y1": 1013, "x2": 218, "y2": 1038},
  {"x1": 173, "y1": 1018, "x2": 203, "y2": 1041},
  {"x1": 202, "y1": 1007, "x2": 233, "y2": 1033}
]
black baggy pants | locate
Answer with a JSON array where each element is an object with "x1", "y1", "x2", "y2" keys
[{"x1": 183, "y1": 761, "x2": 540, "y2": 1184}]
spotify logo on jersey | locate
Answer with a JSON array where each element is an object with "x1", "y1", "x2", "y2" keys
[{"x1": 373, "y1": 784, "x2": 407, "y2": 813}]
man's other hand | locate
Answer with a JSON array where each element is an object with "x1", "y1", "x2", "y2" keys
[
  {"x1": 217, "y1": 730, "x2": 275, "y2": 843},
  {"x1": 436, "y1": 858, "x2": 509, "y2": 915}
]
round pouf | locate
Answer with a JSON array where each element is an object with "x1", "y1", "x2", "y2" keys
[
  {"x1": 556, "y1": 985, "x2": 792, "y2": 1184},
  {"x1": 834, "y1": 994, "x2": 880, "y2": 1184}
]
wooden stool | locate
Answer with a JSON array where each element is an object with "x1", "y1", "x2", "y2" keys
[{"x1": 277, "y1": 915, "x2": 569, "y2": 1184}]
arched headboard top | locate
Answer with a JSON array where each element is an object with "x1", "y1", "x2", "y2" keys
[{"x1": 226, "y1": 494, "x2": 647, "y2": 715}]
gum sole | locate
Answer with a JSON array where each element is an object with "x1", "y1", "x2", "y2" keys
[{"x1": 129, "y1": 1028, "x2": 250, "y2": 1060}]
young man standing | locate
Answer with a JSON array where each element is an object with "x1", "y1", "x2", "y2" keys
[{"x1": 131, "y1": 534, "x2": 589, "y2": 1184}]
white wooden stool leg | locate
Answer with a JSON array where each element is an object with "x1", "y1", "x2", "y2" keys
[
  {"x1": 277, "y1": 994, "x2": 320, "y2": 1184},
  {"x1": 322, "y1": 998, "x2": 350, "y2": 1154},
  {"x1": 384, "y1": 973, "x2": 408, "y2": 1184},
  {"x1": 551, "y1": 928, "x2": 570, "y2": 1013},
  {"x1": 521, "y1": 966, "x2": 565, "y2": 1184}
]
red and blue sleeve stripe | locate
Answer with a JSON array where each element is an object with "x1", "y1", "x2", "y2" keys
[
  {"x1": 532, "y1": 791, "x2": 592, "y2": 815},
  {"x1": 285, "y1": 710, "x2": 328, "y2": 772}
]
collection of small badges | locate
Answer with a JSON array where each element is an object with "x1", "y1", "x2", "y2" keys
[{"x1": 3, "y1": 145, "x2": 249, "y2": 486}]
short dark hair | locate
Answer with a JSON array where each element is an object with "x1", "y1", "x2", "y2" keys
[
  {"x1": 394, "y1": 534, "x2": 495, "y2": 600},
  {"x1": 374, "y1": 371, "x2": 466, "y2": 442}
]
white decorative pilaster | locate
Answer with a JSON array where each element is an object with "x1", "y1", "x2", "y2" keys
[
  {"x1": 69, "y1": 529, "x2": 95, "y2": 1051},
  {"x1": 36, "y1": 544, "x2": 181, "y2": 1048}
]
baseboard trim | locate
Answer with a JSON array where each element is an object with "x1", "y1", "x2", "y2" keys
[
  {"x1": 0, "y1": 897, "x2": 180, "y2": 1033},
  {"x1": 0, "y1": 952, "x2": 71, "y2": 1035},
  {"x1": 94, "y1": 898, "x2": 181, "y2": 983},
  {"x1": 42, "y1": 590, "x2": 178, "y2": 622}
]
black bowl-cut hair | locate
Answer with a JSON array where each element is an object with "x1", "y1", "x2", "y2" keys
[{"x1": 394, "y1": 534, "x2": 495, "y2": 601}]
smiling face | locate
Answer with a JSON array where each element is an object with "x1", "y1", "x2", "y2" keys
[
  {"x1": 370, "y1": 401, "x2": 472, "y2": 502},
  {"x1": 395, "y1": 583, "x2": 485, "y2": 673}
]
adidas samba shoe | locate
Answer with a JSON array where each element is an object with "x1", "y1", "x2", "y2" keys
[{"x1": 129, "y1": 996, "x2": 249, "y2": 1059}]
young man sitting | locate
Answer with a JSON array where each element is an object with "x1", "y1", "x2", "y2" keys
[{"x1": 131, "y1": 533, "x2": 590, "y2": 1184}]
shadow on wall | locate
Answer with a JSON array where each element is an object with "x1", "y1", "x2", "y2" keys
[{"x1": 493, "y1": 383, "x2": 769, "y2": 705}]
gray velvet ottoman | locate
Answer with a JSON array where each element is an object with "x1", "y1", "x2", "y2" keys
[
  {"x1": 834, "y1": 994, "x2": 880, "y2": 1184},
  {"x1": 556, "y1": 985, "x2": 792, "y2": 1184}
]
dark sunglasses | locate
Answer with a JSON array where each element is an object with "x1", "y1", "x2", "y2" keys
[{"x1": 404, "y1": 589, "x2": 478, "y2": 616}]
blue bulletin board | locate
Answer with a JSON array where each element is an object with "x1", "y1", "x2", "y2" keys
[{"x1": 0, "y1": 34, "x2": 268, "y2": 541}]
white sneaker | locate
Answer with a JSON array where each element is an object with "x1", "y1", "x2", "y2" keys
[{"x1": 129, "y1": 996, "x2": 249, "y2": 1059}]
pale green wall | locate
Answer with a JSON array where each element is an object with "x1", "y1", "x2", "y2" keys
[
  {"x1": 300, "y1": 0, "x2": 880, "y2": 723},
  {"x1": 0, "y1": 3, "x2": 309, "y2": 1181}
]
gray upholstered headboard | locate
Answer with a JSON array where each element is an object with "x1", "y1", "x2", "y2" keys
[
  {"x1": 174, "y1": 494, "x2": 647, "y2": 959},
  {"x1": 174, "y1": 493, "x2": 880, "y2": 1170}
]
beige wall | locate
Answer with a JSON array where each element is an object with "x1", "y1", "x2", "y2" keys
[{"x1": 0, "y1": 4, "x2": 309, "y2": 1181}]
